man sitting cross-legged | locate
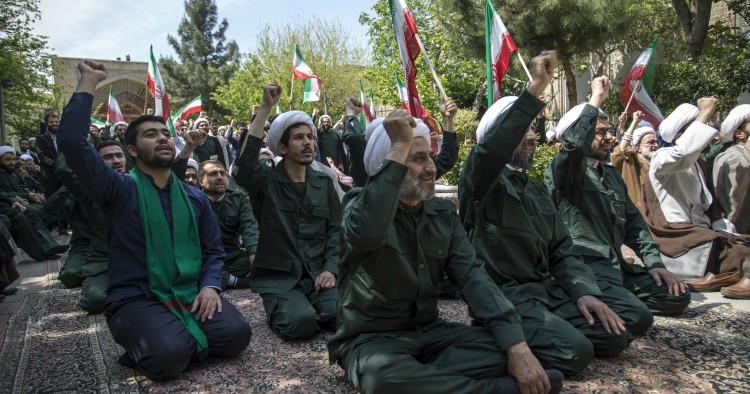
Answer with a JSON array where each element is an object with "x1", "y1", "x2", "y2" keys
[
  {"x1": 58, "y1": 59, "x2": 251, "y2": 380},
  {"x1": 459, "y1": 50, "x2": 628, "y2": 376},
  {"x1": 328, "y1": 108, "x2": 563, "y2": 394}
]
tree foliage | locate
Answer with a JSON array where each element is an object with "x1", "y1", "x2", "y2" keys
[
  {"x1": 671, "y1": 0, "x2": 713, "y2": 58},
  {"x1": 214, "y1": 16, "x2": 366, "y2": 123},
  {"x1": 160, "y1": 0, "x2": 240, "y2": 116},
  {"x1": 0, "y1": 0, "x2": 56, "y2": 138}
]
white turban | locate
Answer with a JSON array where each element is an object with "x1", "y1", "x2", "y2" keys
[
  {"x1": 111, "y1": 121, "x2": 128, "y2": 132},
  {"x1": 658, "y1": 103, "x2": 699, "y2": 144},
  {"x1": 364, "y1": 118, "x2": 430, "y2": 176},
  {"x1": 193, "y1": 118, "x2": 209, "y2": 130},
  {"x1": 28, "y1": 137, "x2": 36, "y2": 142},
  {"x1": 638, "y1": 120, "x2": 654, "y2": 129},
  {"x1": 0, "y1": 146, "x2": 16, "y2": 158},
  {"x1": 720, "y1": 104, "x2": 750, "y2": 139},
  {"x1": 476, "y1": 96, "x2": 518, "y2": 144},
  {"x1": 555, "y1": 104, "x2": 586, "y2": 142},
  {"x1": 186, "y1": 158, "x2": 199, "y2": 172},
  {"x1": 631, "y1": 126, "x2": 656, "y2": 147},
  {"x1": 259, "y1": 147, "x2": 275, "y2": 159},
  {"x1": 546, "y1": 128, "x2": 557, "y2": 142},
  {"x1": 364, "y1": 118, "x2": 384, "y2": 142},
  {"x1": 318, "y1": 115, "x2": 332, "y2": 128},
  {"x1": 20, "y1": 154, "x2": 33, "y2": 161},
  {"x1": 267, "y1": 110, "x2": 317, "y2": 156}
]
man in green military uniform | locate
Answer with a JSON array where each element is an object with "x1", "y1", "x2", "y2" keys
[
  {"x1": 233, "y1": 84, "x2": 340, "y2": 340},
  {"x1": 0, "y1": 147, "x2": 46, "y2": 214},
  {"x1": 329, "y1": 103, "x2": 563, "y2": 394},
  {"x1": 544, "y1": 76, "x2": 690, "y2": 336},
  {"x1": 459, "y1": 51, "x2": 628, "y2": 376},
  {"x1": 198, "y1": 160, "x2": 258, "y2": 290},
  {"x1": 103, "y1": 121, "x2": 134, "y2": 171}
]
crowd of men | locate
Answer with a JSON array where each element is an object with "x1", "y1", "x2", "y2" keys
[{"x1": 0, "y1": 50, "x2": 748, "y2": 393}]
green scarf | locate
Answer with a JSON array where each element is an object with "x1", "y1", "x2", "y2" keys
[{"x1": 130, "y1": 168, "x2": 208, "y2": 358}]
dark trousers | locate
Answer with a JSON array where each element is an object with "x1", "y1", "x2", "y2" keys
[
  {"x1": 105, "y1": 296, "x2": 251, "y2": 380},
  {"x1": 260, "y1": 277, "x2": 337, "y2": 340},
  {"x1": 339, "y1": 319, "x2": 506, "y2": 394}
]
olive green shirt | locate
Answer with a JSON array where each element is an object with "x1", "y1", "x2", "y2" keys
[
  {"x1": 233, "y1": 135, "x2": 341, "y2": 294},
  {"x1": 544, "y1": 104, "x2": 665, "y2": 285},
  {"x1": 207, "y1": 188, "x2": 259, "y2": 258},
  {"x1": 460, "y1": 90, "x2": 600, "y2": 304},
  {"x1": 329, "y1": 160, "x2": 525, "y2": 363},
  {"x1": 0, "y1": 168, "x2": 32, "y2": 202}
]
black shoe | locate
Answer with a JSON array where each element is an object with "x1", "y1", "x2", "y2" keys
[
  {"x1": 1, "y1": 288, "x2": 18, "y2": 296},
  {"x1": 497, "y1": 369, "x2": 564, "y2": 394},
  {"x1": 43, "y1": 244, "x2": 70, "y2": 256},
  {"x1": 235, "y1": 277, "x2": 250, "y2": 289},
  {"x1": 118, "y1": 352, "x2": 136, "y2": 368}
]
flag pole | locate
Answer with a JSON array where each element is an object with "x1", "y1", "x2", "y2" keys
[
  {"x1": 413, "y1": 33, "x2": 448, "y2": 101},
  {"x1": 289, "y1": 73, "x2": 295, "y2": 111},
  {"x1": 516, "y1": 51, "x2": 533, "y2": 83},
  {"x1": 624, "y1": 80, "x2": 640, "y2": 113}
]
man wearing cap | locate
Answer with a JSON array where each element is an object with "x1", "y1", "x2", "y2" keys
[
  {"x1": 193, "y1": 118, "x2": 226, "y2": 165},
  {"x1": 185, "y1": 158, "x2": 200, "y2": 187},
  {"x1": 612, "y1": 111, "x2": 658, "y2": 210},
  {"x1": 545, "y1": 76, "x2": 690, "y2": 338},
  {"x1": 233, "y1": 84, "x2": 341, "y2": 340},
  {"x1": 714, "y1": 105, "x2": 750, "y2": 235},
  {"x1": 460, "y1": 52, "x2": 628, "y2": 375},
  {"x1": 648, "y1": 100, "x2": 750, "y2": 298},
  {"x1": 329, "y1": 96, "x2": 564, "y2": 393},
  {"x1": 58, "y1": 60, "x2": 251, "y2": 380},
  {"x1": 105, "y1": 121, "x2": 134, "y2": 171}
]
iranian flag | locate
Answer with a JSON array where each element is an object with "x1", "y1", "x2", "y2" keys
[
  {"x1": 359, "y1": 80, "x2": 374, "y2": 126},
  {"x1": 485, "y1": 0, "x2": 518, "y2": 106},
  {"x1": 394, "y1": 70, "x2": 409, "y2": 110},
  {"x1": 173, "y1": 95, "x2": 202, "y2": 122},
  {"x1": 620, "y1": 36, "x2": 664, "y2": 128},
  {"x1": 90, "y1": 117, "x2": 106, "y2": 129},
  {"x1": 292, "y1": 44, "x2": 321, "y2": 102},
  {"x1": 146, "y1": 45, "x2": 175, "y2": 135},
  {"x1": 389, "y1": 0, "x2": 428, "y2": 119},
  {"x1": 107, "y1": 86, "x2": 124, "y2": 123}
]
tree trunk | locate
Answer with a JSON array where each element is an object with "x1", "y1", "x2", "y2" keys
[
  {"x1": 672, "y1": 0, "x2": 713, "y2": 59},
  {"x1": 561, "y1": 55, "x2": 578, "y2": 110}
]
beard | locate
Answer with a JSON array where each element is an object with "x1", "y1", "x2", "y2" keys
[
  {"x1": 591, "y1": 147, "x2": 611, "y2": 162},
  {"x1": 640, "y1": 149, "x2": 654, "y2": 161},
  {"x1": 135, "y1": 146, "x2": 173, "y2": 169},
  {"x1": 400, "y1": 170, "x2": 435, "y2": 202},
  {"x1": 511, "y1": 145, "x2": 535, "y2": 170}
]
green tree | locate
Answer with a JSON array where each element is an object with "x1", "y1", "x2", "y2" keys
[
  {"x1": 161, "y1": 0, "x2": 240, "y2": 116},
  {"x1": 214, "y1": 16, "x2": 366, "y2": 122},
  {"x1": 0, "y1": 0, "x2": 55, "y2": 138},
  {"x1": 671, "y1": 0, "x2": 713, "y2": 58}
]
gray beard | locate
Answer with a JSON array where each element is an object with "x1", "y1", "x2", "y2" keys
[
  {"x1": 511, "y1": 146, "x2": 535, "y2": 170},
  {"x1": 640, "y1": 150, "x2": 654, "y2": 161},
  {"x1": 400, "y1": 171, "x2": 435, "y2": 202}
]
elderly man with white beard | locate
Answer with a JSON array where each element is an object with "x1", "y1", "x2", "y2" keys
[
  {"x1": 328, "y1": 102, "x2": 564, "y2": 393},
  {"x1": 611, "y1": 111, "x2": 659, "y2": 211}
]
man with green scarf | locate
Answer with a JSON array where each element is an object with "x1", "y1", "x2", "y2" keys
[{"x1": 58, "y1": 60, "x2": 251, "y2": 381}]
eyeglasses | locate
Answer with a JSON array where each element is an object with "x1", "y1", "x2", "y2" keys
[
  {"x1": 595, "y1": 127, "x2": 614, "y2": 136},
  {"x1": 641, "y1": 139, "x2": 659, "y2": 146}
]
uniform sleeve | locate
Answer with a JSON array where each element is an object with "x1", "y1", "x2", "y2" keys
[
  {"x1": 545, "y1": 210, "x2": 602, "y2": 300},
  {"x1": 197, "y1": 194, "x2": 224, "y2": 290},
  {"x1": 323, "y1": 182, "x2": 342, "y2": 276},
  {"x1": 238, "y1": 192, "x2": 259, "y2": 255},
  {"x1": 232, "y1": 134, "x2": 267, "y2": 218},
  {"x1": 622, "y1": 194, "x2": 666, "y2": 269},
  {"x1": 434, "y1": 131, "x2": 459, "y2": 179},
  {"x1": 461, "y1": 91, "x2": 545, "y2": 203},
  {"x1": 342, "y1": 115, "x2": 368, "y2": 187}
]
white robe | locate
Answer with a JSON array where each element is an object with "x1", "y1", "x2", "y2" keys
[
  {"x1": 713, "y1": 144, "x2": 750, "y2": 233},
  {"x1": 649, "y1": 122, "x2": 717, "y2": 227}
]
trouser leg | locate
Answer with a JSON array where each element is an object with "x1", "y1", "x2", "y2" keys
[
  {"x1": 260, "y1": 283, "x2": 319, "y2": 340},
  {"x1": 340, "y1": 322, "x2": 505, "y2": 394},
  {"x1": 221, "y1": 252, "x2": 251, "y2": 289},
  {"x1": 199, "y1": 297, "x2": 252, "y2": 358},
  {"x1": 622, "y1": 265, "x2": 691, "y2": 316},
  {"x1": 598, "y1": 280, "x2": 654, "y2": 335},
  {"x1": 9, "y1": 213, "x2": 46, "y2": 261},
  {"x1": 58, "y1": 251, "x2": 86, "y2": 288},
  {"x1": 550, "y1": 295, "x2": 629, "y2": 360}
]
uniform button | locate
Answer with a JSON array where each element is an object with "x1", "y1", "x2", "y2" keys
[
  {"x1": 419, "y1": 264, "x2": 425, "y2": 269},
  {"x1": 437, "y1": 249, "x2": 443, "y2": 254}
]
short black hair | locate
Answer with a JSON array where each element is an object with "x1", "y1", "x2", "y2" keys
[
  {"x1": 198, "y1": 159, "x2": 225, "y2": 179},
  {"x1": 96, "y1": 139, "x2": 121, "y2": 153},
  {"x1": 19, "y1": 137, "x2": 29, "y2": 142},
  {"x1": 279, "y1": 122, "x2": 311, "y2": 148},
  {"x1": 208, "y1": 117, "x2": 218, "y2": 124},
  {"x1": 125, "y1": 115, "x2": 167, "y2": 146}
]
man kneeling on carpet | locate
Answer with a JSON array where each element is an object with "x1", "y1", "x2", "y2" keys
[
  {"x1": 328, "y1": 107, "x2": 563, "y2": 393},
  {"x1": 58, "y1": 60, "x2": 251, "y2": 380}
]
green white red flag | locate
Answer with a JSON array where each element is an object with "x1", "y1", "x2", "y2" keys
[
  {"x1": 173, "y1": 95, "x2": 202, "y2": 122},
  {"x1": 146, "y1": 45, "x2": 175, "y2": 136},
  {"x1": 107, "y1": 86, "x2": 124, "y2": 123},
  {"x1": 620, "y1": 36, "x2": 664, "y2": 128},
  {"x1": 369, "y1": 88, "x2": 376, "y2": 120},
  {"x1": 90, "y1": 117, "x2": 106, "y2": 128},
  {"x1": 359, "y1": 80, "x2": 373, "y2": 126},
  {"x1": 394, "y1": 70, "x2": 409, "y2": 110},
  {"x1": 293, "y1": 44, "x2": 321, "y2": 102},
  {"x1": 389, "y1": 0, "x2": 428, "y2": 119},
  {"x1": 485, "y1": 0, "x2": 518, "y2": 106}
]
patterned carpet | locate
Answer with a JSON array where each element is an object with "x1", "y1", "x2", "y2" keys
[{"x1": 0, "y1": 288, "x2": 748, "y2": 393}]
